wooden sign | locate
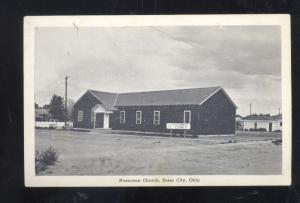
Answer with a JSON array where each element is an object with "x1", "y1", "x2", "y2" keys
[{"x1": 166, "y1": 123, "x2": 191, "y2": 130}]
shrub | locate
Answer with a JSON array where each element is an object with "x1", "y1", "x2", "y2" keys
[
  {"x1": 249, "y1": 128, "x2": 266, "y2": 132},
  {"x1": 49, "y1": 125, "x2": 57, "y2": 130},
  {"x1": 61, "y1": 125, "x2": 68, "y2": 130},
  {"x1": 228, "y1": 140, "x2": 237, "y2": 143},
  {"x1": 35, "y1": 150, "x2": 47, "y2": 174},
  {"x1": 35, "y1": 126, "x2": 48, "y2": 130},
  {"x1": 35, "y1": 147, "x2": 59, "y2": 174},
  {"x1": 70, "y1": 128, "x2": 90, "y2": 132},
  {"x1": 221, "y1": 140, "x2": 237, "y2": 144},
  {"x1": 272, "y1": 139, "x2": 282, "y2": 145}
]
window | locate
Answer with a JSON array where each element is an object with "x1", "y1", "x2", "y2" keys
[
  {"x1": 280, "y1": 122, "x2": 282, "y2": 126},
  {"x1": 91, "y1": 111, "x2": 95, "y2": 122},
  {"x1": 184, "y1": 110, "x2": 191, "y2": 123},
  {"x1": 120, "y1": 111, "x2": 126, "y2": 123},
  {"x1": 153, "y1": 111, "x2": 160, "y2": 125},
  {"x1": 254, "y1": 122, "x2": 257, "y2": 129},
  {"x1": 78, "y1": 110, "x2": 83, "y2": 122},
  {"x1": 136, "y1": 111, "x2": 142, "y2": 124}
]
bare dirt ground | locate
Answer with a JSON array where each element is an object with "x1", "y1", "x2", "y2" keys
[{"x1": 35, "y1": 129, "x2": 282, "y2": 175}]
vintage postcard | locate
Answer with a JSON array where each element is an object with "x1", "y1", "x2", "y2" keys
[{"x1": 24, "y1": 15, "x2": 291, "y2": 186}]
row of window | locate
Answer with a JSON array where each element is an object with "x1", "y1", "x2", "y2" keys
[
  {"x1": 77, "y1": 110, "x2": 192, "y2": 124},
  {"x1": 120, "y1": 110, "x2": 191, "y2": 125}
]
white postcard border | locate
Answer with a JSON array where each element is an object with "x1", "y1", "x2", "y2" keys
[{"x1": 24, "y1": 14, "x2": 291, "y2": 187}]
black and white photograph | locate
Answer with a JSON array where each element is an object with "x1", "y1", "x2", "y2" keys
[{"x1": 24, "y1": 15, "x2": 291, "y2": 186}]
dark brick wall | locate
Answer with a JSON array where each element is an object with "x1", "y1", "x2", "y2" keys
[
  {"x1": 196, "y1": 89, "x2": 236, "y2": 134},
  {"x1": 72, "y1": 91, "x2": 101, "y2": 129},
  {"x1": 110, "y1": 105, "x2": 199, "y2": 134}
]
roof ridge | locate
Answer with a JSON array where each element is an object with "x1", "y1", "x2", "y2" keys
[
  {"x1": 84, "y1": 86, "x2": 235, "y2": 107},
  {"x1": 117, "y1": 86, "x2": 221, "y2": 95},
  {"x1": 88, "y1": 89, "x2": 116, "y2": 94}
]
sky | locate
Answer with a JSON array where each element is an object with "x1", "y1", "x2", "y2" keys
[{"x1": 35, "y1": 25, "x2": 281, "y2": 116}]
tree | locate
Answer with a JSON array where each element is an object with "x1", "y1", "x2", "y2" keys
[
  {"x1": 48, "y1": 94, "x2": 65, "y2": 121},
  {"x1": 236, "y1": 120, "x2": 243, "y2": 130},
  {"x1": 35, "y1": 102, "x2": 39, "y2": 108},
  {"x1": 43, "y1": 104, "x2": 50, "y2": 109}
]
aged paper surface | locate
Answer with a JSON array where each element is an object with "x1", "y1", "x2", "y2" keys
[{"x1": 24, "y1": 15, "x2": 291, "y2": 186}]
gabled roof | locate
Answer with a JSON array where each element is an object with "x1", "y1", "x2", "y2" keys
[
  {"x1": 243, "y1": 114, "x2": 272, "y2": 121},
  {"x1": 81, "y1": 86, "x2": 237, "y2": 109},
  {"x1": 88, "y1": 90, "x2": 117, "y2": 105},
  {"x1": 242, "y1": 114, "x2": 282, "y2": 121},
  {"x1": 114, "y1": 86, "x2": 222, "y2": 106}
]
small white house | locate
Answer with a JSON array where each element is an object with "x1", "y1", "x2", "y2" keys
[{"x1": 241, "y1": 114, "x2": 282, "y2": 132}]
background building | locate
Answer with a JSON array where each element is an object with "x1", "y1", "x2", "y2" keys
[{"x1": 241, "y1": 114, "x2": 282, "y2": 132}]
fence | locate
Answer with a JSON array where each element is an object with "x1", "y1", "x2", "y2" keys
[{"x1": 35, "y1": 121, "x2": 73, "y2": 129}]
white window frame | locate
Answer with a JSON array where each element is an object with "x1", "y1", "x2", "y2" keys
[
  {"x1": 78, "y1": 110, "x2": 83, "y2": 122},
  {"x1": 153, "y1": 111, "x2": 160, "y2": 125},
  {"x1": 120, "y1": 111, "x2": 126, "y2": 123},
  {"x1": 183, "y1": 110, "x2": 191, "y2": 124},
  {"x1": 136, "y1": 111, "x2": 142, "y2": 124}
]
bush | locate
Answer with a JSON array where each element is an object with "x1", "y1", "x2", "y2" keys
[
  {"x1": 220, "y1": 140, "x2": 237, "y2": 144},
  {"x1": 228, "y1": 140, "x2": 237, "y2": 143},
  {"x1": 35, "y1": 147, "x2": 59, "y2": 174},
  {"x1": 249, "y1": 128, "x2": 266, "y2": 132},
  {"x1": 35, "y1": 150, "x2": 47, "y2": 173},
  {"x1": 70, "y1": 128, "x2": 90, "y2": 132},
  {"x1": 49, "y1": 125, "x2": 57, "y2": 130},
  {"x1": 61, "y1": 125, "x2": 68, "y2": 130},
  {"x1": 35, "y1": 126, "x2": 48, "y2": 130},
  {"x1": 272, "y1": 139, "x2": 282, "y2": 145}
]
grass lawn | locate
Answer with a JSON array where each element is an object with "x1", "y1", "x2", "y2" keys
[{"x1": 35, "y1": 129, "x2": 282, "y2": 175}]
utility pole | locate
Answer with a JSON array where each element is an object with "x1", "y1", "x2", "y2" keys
[
  {"x1": 65, "y1": 76, "x2": 69, "y2": 126},
  {"x1": 250, "y1": 103, "x2": 252, "y2": 117},
  {"x1": 279, "y1": 108, "x2": 281, "y2": 115}
]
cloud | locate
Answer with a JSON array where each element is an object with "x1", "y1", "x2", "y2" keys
[
  {"x1": 34, "y1": 26, "x2": 282, "y2": 116},
  {"x1": 168, "y1": 26, "x2": 281, "y2": 75}
]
